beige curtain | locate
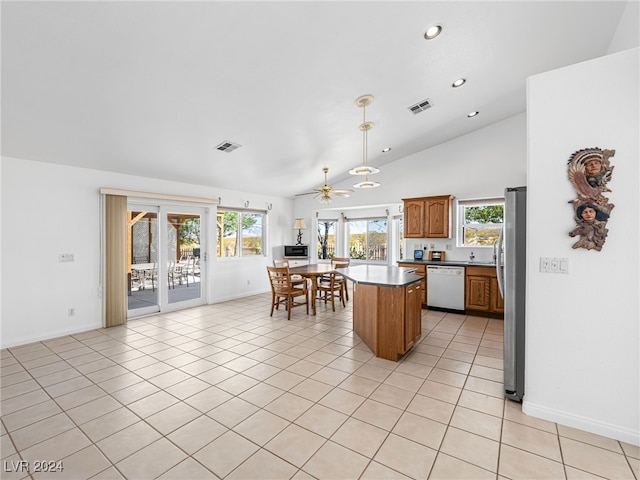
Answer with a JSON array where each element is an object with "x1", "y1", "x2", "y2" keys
[{"x1": 104, "y1": 194, "x2": 127, "y2": 327}]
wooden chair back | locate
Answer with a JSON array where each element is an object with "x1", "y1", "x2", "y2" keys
[
  {"x1": 267, "y1": 266, "x2": 292, "y2": 295},
  {"x1": 266, "y1": 265, "x2": 309, "y2": 320}
]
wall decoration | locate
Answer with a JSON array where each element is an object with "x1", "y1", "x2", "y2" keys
[{"x1": 567, "y1": 147, "x2": 615, "y2": 251}]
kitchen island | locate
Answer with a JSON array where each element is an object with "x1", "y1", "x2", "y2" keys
[{"x1": 340, "y1": 265, "x2": 423, "y2": 361}]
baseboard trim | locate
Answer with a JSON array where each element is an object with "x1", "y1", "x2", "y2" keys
[
  {"x1": 523, "y1": 399, "x2": 640, "y2": 446},
  {"x1": 1, "y1": 322, "x2": 103, "y2": 350}
]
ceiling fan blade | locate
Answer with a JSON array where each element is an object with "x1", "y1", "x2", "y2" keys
[
  {"x1": 333, "y1": 191, "x2": 352, "y2": 197},
  {"x1": 294, "y1": 191, "x2": 319, "y2": 197}
]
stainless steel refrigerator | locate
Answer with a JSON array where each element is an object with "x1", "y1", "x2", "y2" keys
[{"x1": 496, "y1": 186, "x2": 526, "y2": 402}]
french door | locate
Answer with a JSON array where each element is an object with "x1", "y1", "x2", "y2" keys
[{"x1": 127, "y1": 202, "x2": 206, "y2": 317}]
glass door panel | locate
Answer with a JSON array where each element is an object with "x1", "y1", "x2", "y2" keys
[
  {"x1": 166, "y1": 209, "x2": 203, "y2": 307},
  {"x1": 127, "y1": 205, "x2": 159, "y2": 316}
]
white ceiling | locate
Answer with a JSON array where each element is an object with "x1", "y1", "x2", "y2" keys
[{"x1": 1, "y1": 1, "x2": 628, "y2": 197}]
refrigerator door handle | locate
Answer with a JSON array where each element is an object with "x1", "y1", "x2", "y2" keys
[{"x1": 496, "y1": 226, "x2": 505, "y2": 298}]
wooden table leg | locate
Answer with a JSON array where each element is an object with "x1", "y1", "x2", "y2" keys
[{"x1": 310, "y1": 276, "x2": 318, "y2": 315}]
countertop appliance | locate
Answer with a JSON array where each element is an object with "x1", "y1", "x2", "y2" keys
[
  {"x1": 428, "y1": 250, "x2": 445, "y2": 261},
  {"x1": 496, "y1": 186, "x2": 526, "y2": 402},
  {"x1": 284, "y1": 244, "x2": 308, "y2": 257},
  {"x1": 426, "y1": 265, "x2": 465, "y2": 313}
]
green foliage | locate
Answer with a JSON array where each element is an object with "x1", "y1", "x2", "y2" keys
[
  {"x1": 217, "y1": 211, "x2": 262, "y2": 257},
  {"x1": 219, "y1": 211, "x2": 259, "y2": 237},
  {"x1": 180, "y1": 218, "x2": 200, "y2": 246},
  {"x1": 464, "y1": 205, "x2": 504, "y2": 224},
  {"x1": 220, "y1": 211, "x2": 238, "y2": 238}
]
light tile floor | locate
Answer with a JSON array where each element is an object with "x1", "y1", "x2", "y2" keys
[{"x1": 1, "y1": 294, "x2": 638, "y2": 479}]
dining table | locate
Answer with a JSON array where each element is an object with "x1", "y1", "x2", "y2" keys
[{"x1": 288, "y1": 263, "x2": 337, "y2": 315}]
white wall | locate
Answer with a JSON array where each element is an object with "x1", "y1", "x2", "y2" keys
[
  {"x1": 0, "y1": 158, "x2": 293, "y2": 348},
  {"x1": 294, "y1": 113, "x2": 528, "y2": 264},
  {"x1": 607, "y1": 0, "x2": 639, "y2": 55},
  {"x1": 525, "y1": 48, "x2": 639, "y2": 445}
]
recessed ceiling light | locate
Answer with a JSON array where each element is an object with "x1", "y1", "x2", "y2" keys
[
  {"x1": 424, "y1": 25, "x2": 442, "y2": 40},
  {"x1": 452, "y1": 78, "x2": 466, "y2": 88},
  {"x1": 467, "y1": 111, "x2": 479, "y2": 118},
  {"x1": 382, "y1": 147, "x2": 391, "y2": 153}
]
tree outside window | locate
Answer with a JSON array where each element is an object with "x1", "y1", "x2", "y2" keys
[
  {"x1": 217, "y1": 209, "x2": 264, "y2": 258},
  {"x1": 317, "y1": 220, "x2": 336, "y2": 259},
  {"x1": 347, "y1": 218, "x2": 388, "y2": 261},
  {"x1": 459, "y1": 201, "x2": 504, "y2": 246}
]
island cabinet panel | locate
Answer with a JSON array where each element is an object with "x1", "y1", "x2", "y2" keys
[
  {"x1": 352, "y1": 280, "x2": 422, "y2": 361},
  {"x1": 377, "y1": 286, "x2": 406, "y2": 360},
  {"x1": 352, "y1": 283, "x2": 379, "y2": 358},
  {"x1": 404, "y1": 283, "x2": 422, "y2": 351},
  {"x1": 465, "y1": 266, "x2": 504, "y2": 318},
  {"x1": 397, "y1": 262, "x2": 426, "y2": 306},
  {"x1": 402, "y1": 195, "x2": 454, "y2": 238}
]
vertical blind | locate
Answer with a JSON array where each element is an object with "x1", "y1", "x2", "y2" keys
[{"x1": 104, "y1": 194, "x2": 127, "y2": 327}]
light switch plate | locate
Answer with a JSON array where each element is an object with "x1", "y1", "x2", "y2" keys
[
  {"x1": 59, "y1": 253, "x2": 74, "y2": 262},
  {"x1": 540, "y1": 256, "x2": 568, "y2": 273}
]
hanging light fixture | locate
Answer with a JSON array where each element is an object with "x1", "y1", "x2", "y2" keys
[{"x1": 350, "y1": 94, "x2": 380, "y2": 188}]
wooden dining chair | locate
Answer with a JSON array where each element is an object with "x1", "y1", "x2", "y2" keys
[
  {"x1": 266, "y1": 266, "x2": 309, "y2": 320},
  {"x1": 331, "y1": 257, "x2": 350, "y2": 301},
  {"x1": 273, "y1": 259, "x2": 306, "y2": 288},
  {"x1": 317, "y1": 271, "x2": 346, "y2": 312}
]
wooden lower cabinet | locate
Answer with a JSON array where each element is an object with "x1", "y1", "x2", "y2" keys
[
  {"x1": 353, "y1": 280, "x2": 422, "y2": 361},
  {"x1": 466, "y1": 275, "x2": 490, "y2": 311},
  {"x1": 465, "y1": 266, "x2": 504, "y2": 318},
  {"x1": 490, "y1": 277, "x2": 504, "y2": 313},
  {"x1": 398, "y1": 262, "x2": 426, "y2": 307},
  {"x1": 404, "y1": 282, "x2": 422, "y2": 351}
]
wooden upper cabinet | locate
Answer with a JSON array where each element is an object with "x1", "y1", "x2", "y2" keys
[
  {"x1": 425, "y1": 196, "x2": 452, "y2": 238},
  {"x1": 402, "y1": 195, "x2": 454, "y2": 238},
  {"x1": 403, "y1": 200, "x2": 424, "y2": 237}
]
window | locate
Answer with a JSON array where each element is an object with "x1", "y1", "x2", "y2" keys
[
  {"x1": 216, "y1": 209, "x2": 265, "y2": 258},
  {"x1": 346, "y1": 218, "x2": 388, "y2": 261},
  {"x1": 458, "y1": 198, "x2": 504, "y2": 247},
  {"x1": 317, "y1": 219, "x2": 337, "y2": 259},
  {"x1": 396, "y1": 215, "x2": 404, "y2": 260}
]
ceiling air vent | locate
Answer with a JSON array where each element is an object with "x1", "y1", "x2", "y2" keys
[
  {"x1": 215, "y1": 141, "x2": 241, "y2": 153},
  {"x1": 408, "y1": 98, "x2": 432, "y2": 115}
]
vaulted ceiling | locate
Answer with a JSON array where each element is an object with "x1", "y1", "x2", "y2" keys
[{"x1": 1, "y1": 1, "x2": 629, "y2": 197}]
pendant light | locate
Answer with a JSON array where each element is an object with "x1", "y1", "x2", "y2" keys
[{"x1": 349, "y1": 94, "x2": 380, "y2": 188}]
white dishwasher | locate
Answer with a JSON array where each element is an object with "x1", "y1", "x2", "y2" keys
[{"x1": 427, "y1": 266, "x2": 465, "y2": 312}]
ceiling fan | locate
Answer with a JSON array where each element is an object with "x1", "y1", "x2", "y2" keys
[{"x1": 296, "y1": 167, "x2": 354, "y2": 204}]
